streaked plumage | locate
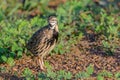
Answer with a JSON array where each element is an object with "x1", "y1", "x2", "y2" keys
[{"x1": 27, "y1": 16, "x2": 59, "y2": 70}]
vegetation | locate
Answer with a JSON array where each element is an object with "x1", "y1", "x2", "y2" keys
[{"x1": 0, "y1": 0, "x2": 120, "y2": 79}]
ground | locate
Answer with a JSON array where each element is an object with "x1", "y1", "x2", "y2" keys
[{"x1": 0, "y1": 37, "x2": 120, "y2": 80}]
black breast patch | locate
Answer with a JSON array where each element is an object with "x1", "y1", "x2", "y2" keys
[{"x1": 53, "y1": 30, "x2": 59, "y2": 42}]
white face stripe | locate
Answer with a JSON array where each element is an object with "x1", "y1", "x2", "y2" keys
[{"x1": 50, "y1": 21, "x2": 57, "y2": 26}]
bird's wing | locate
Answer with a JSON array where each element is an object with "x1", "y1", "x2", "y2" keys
[{"x1": 27, "y1": 26, "x2": 48, "y2": 52}]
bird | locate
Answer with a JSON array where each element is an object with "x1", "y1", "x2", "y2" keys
[{"x1": 27, "y1": 15, "x2": 59, "y2": 70}]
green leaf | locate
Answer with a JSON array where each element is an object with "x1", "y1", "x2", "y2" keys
[
  {"x1": 17, "y1": 51, "x2": 23, "y2": 58},
  {"x1": 86, "y1": 64, "x2": 94, "y2": 75},
  {"x1": 19, "y1": 38, "x2": 25, "y2": 45},
  {"x1": 12, "y1": 43, "x2": 18, "y2": 52},
  {"x1": 98, "y1": 70, "x2": 113, "y2": 78},
  {"x1": 38, "y1": 72, "x2": 48, "y2": 79},
  {"x1": 47, "y1": 69, "x2": 56, "y2": 79},
  {"x1": 64, "y1": 71, "x2": 72, "y2": 79},
  {"x1": 115, "y1": 72, "x2": 120, "y2": 78},
  {"x1": 75, "y1": 71, "x2": 90, "y2": 79},
  {"x1": 7, "y1": 57, "x2": 14, "y2": 66},
  {"x1": 22, "y1": 68, "x2": 34, "y2": 79},
  {"x1": 9, "y1": 52, "x2": 15, "y2": 58},
  {"x1": 97, "y1": 75, "x2": 104, "y2": 80},
  {"x1": 0, "y1": 48, "x2": 5, "y2": 53},
  {"x1": 0, "y1": 9, "x2": 5, "y2": 22},
  {"x1": 1, "y1": 55, "x2": 7, "y2": 62}
]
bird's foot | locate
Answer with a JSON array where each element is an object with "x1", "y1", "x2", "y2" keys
[{"x1": 40, "y1": 66, "x2": 47, "y2": 72}]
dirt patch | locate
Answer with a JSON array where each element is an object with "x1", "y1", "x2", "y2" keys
[{"x1": 47, "y1": 40, "x2": 120, "y2": 75}]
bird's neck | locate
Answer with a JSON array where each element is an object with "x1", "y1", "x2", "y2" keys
[
  {"x1": 55, "y1": 25, "x2": 59, "y2": 32},
  {"x1": 49, "y1": 24, "x2": 59, "y2": 32}
]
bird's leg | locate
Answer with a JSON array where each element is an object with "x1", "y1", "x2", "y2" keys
[
  {"x1": 38, "y1": 57, "x2": 44, "y2": 70},
  {"x1": 41, "y1": 56, "x2": 45, "y2": 69},
  {"x1": 41, "y1": 56, "x2": 46, "y2": 71}
]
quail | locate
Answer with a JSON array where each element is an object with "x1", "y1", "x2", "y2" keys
[{"x1": 27, "y1": 16, "x2": 59, "y2": 70}]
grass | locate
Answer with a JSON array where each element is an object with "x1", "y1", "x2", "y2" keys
[{"x1": 0, "y1": 0, "x2": 120, "y2": 79}]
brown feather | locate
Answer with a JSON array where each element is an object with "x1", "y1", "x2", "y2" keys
[{"x1": 27, "y1": 24, "x2": 59, "y2": 57}]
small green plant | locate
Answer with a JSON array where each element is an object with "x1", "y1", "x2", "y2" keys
[
  {"x1": 75, "y1": 64, "x2": 94, "y2": 79},
  {"x1": 56, "y1": 70, "x2": 72, "y2": 80},
  {"x1": 0, "y1": 67, "x2": 6, "y2": 73},
  {"x1": 75, "y1": 71, "x2": 90, "y2": 79},
  {"x1": 97, "y1": 75, "x2": 104, "y2": 80},
  {"x1": 38, "y1": 72, "x2": 49, "y2": 80},
  {"x1": 47, "y1": 69, "x2": 57, "y2": 79},
  {"x1": 86, "y1": 64, "x2": 94, "y2": 75},
  {"x1": 115, "y1": 72, "x2": 120, "y2": 79},
  {"x1": 38, "y1": 69, "x2": 72, "y2": 80},
  {"x1": 102, "y1": 40, "x2": 115, "y2": 56},
  {"x1": 98, "y1": 70, "x2": 113, "y2": 78},
  {"x1": 39, "y1": 61, "x2": 73, "y2": 80},
  {"x1": 22, "y1": 68, "x2": 35, "y2": 80},
  {"x1": 0, "y1": 48, "x2": 15, "y2": 66}
]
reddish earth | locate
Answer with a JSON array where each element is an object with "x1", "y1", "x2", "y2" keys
[{"x1": 0, "y1": 36, "x2": 120, "y2": 80}]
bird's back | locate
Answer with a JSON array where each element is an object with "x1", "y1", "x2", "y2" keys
[{"x1": 27, "y1": 25, "x2": 58, "y2": 56}]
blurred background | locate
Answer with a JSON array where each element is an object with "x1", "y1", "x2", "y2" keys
[{"x1": 0, "y1": 0, "x2": 119, "y2": 19}]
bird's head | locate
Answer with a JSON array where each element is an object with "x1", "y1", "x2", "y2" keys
[{"x1": 48, "y1": 16, "x2": 58, "y2": 29}]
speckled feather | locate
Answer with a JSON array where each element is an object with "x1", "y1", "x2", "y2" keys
[{"x1": 27, "y1": 25, "x2": 59, "y2": 57}]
